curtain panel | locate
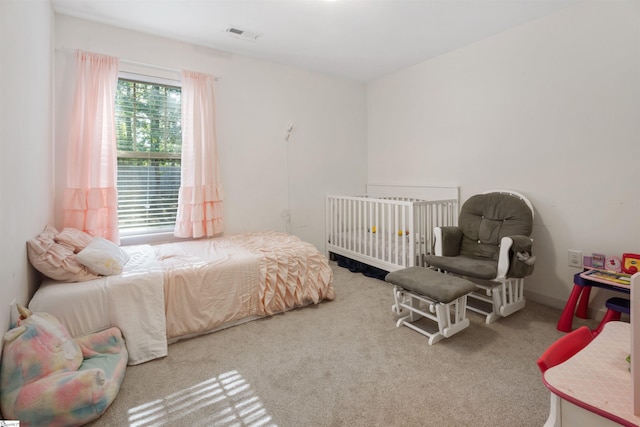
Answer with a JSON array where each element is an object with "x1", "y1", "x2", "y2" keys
[
  {"x1": 63, "y1": 50, "x2": 120, "y2": 243},
  {"x1": 174, "y1": 70, "x2": 224, "y2": 238}
]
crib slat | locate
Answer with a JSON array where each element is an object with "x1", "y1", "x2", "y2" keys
[{"x1": 325, "y1": 194, "x2": 458, "y2": 272}]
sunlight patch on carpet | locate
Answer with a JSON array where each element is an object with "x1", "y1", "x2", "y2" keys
[{"x1": 127, "y1": 370, "x2": 276, "y2": 426}]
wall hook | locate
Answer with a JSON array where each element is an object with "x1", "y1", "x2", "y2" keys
[{"x1": 285, "y1": 123, "x2": 294, "y2": 141}]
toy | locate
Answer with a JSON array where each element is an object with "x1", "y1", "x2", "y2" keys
[
  {"x1": 592, "y1": 253, "x2": 605, "y2": 269},
  {"x1": 605, "y1": 256, "x2": 622, "y2": 273},
  {"x1": 622, "y1": 253, "x2": 640, "y2": 274},
  {"x1": 0, "y1": 305, "x2": 127, "y2": 426}
]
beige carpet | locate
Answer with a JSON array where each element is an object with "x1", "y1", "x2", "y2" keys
[{"x1": 89, "y1": 262, "x2": 592, "y2": 427}]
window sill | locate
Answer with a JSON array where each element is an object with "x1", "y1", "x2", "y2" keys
[{"x1": 120, "y1": 231, "x2": 183, "y2": 247}]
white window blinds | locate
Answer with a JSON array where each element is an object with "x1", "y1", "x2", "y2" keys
[{"x1": 115, "y1": 78, "x2": 182, "y2": 234}]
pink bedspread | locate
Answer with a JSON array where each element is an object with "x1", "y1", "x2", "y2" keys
[{"x1": 156, "y1": 231, "x2": 335, "y2": 341}]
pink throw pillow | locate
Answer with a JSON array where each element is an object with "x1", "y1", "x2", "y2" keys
[
  {"x1": 27, "y1": 225, "x2": 98, "y2": 282},
  {"x1": 55, "y1": 227, "x2": 94, "y2": 253}
]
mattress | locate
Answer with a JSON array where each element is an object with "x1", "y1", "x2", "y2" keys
[
  {"x1": 160, "y1": 232, "x2": 335, "y2": 340},
  {"x1": 29, "y1": 231, "x2": 334, "y2": 365},
  {"x1": 29, "y1": 244, "x2": 166, "y2": 365},
  {"x1": 157, "y1": 237, "x2": 262, "y2": 341}
]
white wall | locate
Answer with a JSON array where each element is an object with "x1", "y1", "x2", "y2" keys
[
  {"x1": 367, "y1": 2, "x2": 640, "y2": 311},
  {"x1": 0, "y1": 0, "x2": 54, "y2": 341},
  {"x1": 24, "y1": 3, "x2": 639, "y2": 333},
  {"x1": 54, "y1": 15, "x2": 367, "y2": 252}
]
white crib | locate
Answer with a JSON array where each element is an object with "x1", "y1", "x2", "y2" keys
[{"x1": 326, "y1": 185, "x2": 459, "y2": 273}]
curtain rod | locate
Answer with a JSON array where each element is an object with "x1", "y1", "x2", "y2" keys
[{"x1": 56, "y1": 48, "x2": 221, "y2": 81}]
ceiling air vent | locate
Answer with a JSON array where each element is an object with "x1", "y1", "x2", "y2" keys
[{"x1": 225, "y1": 26, "x2": 261, "y2": 41}]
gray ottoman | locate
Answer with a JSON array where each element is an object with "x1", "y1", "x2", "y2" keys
[{"x1": 386, "y1": 266, "x2": 477, "y2": 344}]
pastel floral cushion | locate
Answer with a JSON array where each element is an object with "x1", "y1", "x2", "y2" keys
[{"x1": 0, "y1": 307, "x2": 128, "y2": 426}]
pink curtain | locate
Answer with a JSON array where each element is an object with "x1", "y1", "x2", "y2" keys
[
  {"x1": 63, "y1": 51, "x2": 120, "y2": 243},
  {"x1": 174, "y1": 70, "x2": 224, "y2": 238}
]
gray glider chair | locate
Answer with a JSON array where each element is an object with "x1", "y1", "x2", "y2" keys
[{"x1": 424, "y1": 190, "x2": 535, "y2": 323}]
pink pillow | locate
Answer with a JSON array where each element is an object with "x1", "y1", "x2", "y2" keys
[
  {"x1": 55, "y1": 227, "x2": 94, "y2": 253},
  {"x1": 27, "y1": 225, "x2": 98, "y2": 282}
]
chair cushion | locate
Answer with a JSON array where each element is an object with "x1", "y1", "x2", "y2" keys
[
  {"x1": 385, "y1": 267, "x2": 477, "y2": 303},
  {"x1": 459, "y1": 192, "x2": 533, "y2": 261},
  {"x1": 424, "y1": 255, "x2": 498, "y2": 280}
]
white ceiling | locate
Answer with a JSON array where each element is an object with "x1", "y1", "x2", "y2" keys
[{"x1": 51, "y1": 0, "x2": 582, "y2": 82}]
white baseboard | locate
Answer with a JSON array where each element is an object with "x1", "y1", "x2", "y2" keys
[{"x1": 524, "y1": 290, "x2": 609, "y2": 322}]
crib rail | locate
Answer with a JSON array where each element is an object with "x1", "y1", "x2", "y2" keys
[{"x1": 326, "y1": 195, "x2": 458, "y2": 272}]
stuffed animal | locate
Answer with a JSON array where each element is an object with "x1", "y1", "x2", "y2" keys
[{"x1": 0, "y1": 305, "x2": 128, "y2": 426}]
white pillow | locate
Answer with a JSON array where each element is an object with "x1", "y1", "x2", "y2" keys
[{"x1": 76, "y1": 238, "x2": 130, "y2": 276}]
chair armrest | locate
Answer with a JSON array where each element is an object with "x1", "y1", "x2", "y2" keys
[
  {"x1": 510, "y1": 235, "x2": 533, "y2": 254},
  {"x1": 497, "y1": 235, "x2": 535, "y2": 279},
  {"x1": 434, "y1": 226, "x2": 463, "y2": 256}
]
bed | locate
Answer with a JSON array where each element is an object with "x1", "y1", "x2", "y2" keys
[
  {"x1": 326, "y1": 184, "x2": 459, "y2": 273},
  {"x1": 28, "y1": 231, "x2": 334, "y2": 365}
]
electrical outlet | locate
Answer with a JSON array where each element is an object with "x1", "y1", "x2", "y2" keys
[{"x1": 568, "y1": 250, "x2": 582, "y2": 268}]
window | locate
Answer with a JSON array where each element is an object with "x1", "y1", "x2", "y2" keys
[{"x1": 115, "y1": 77, "x2": 182, "y2": 235}]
